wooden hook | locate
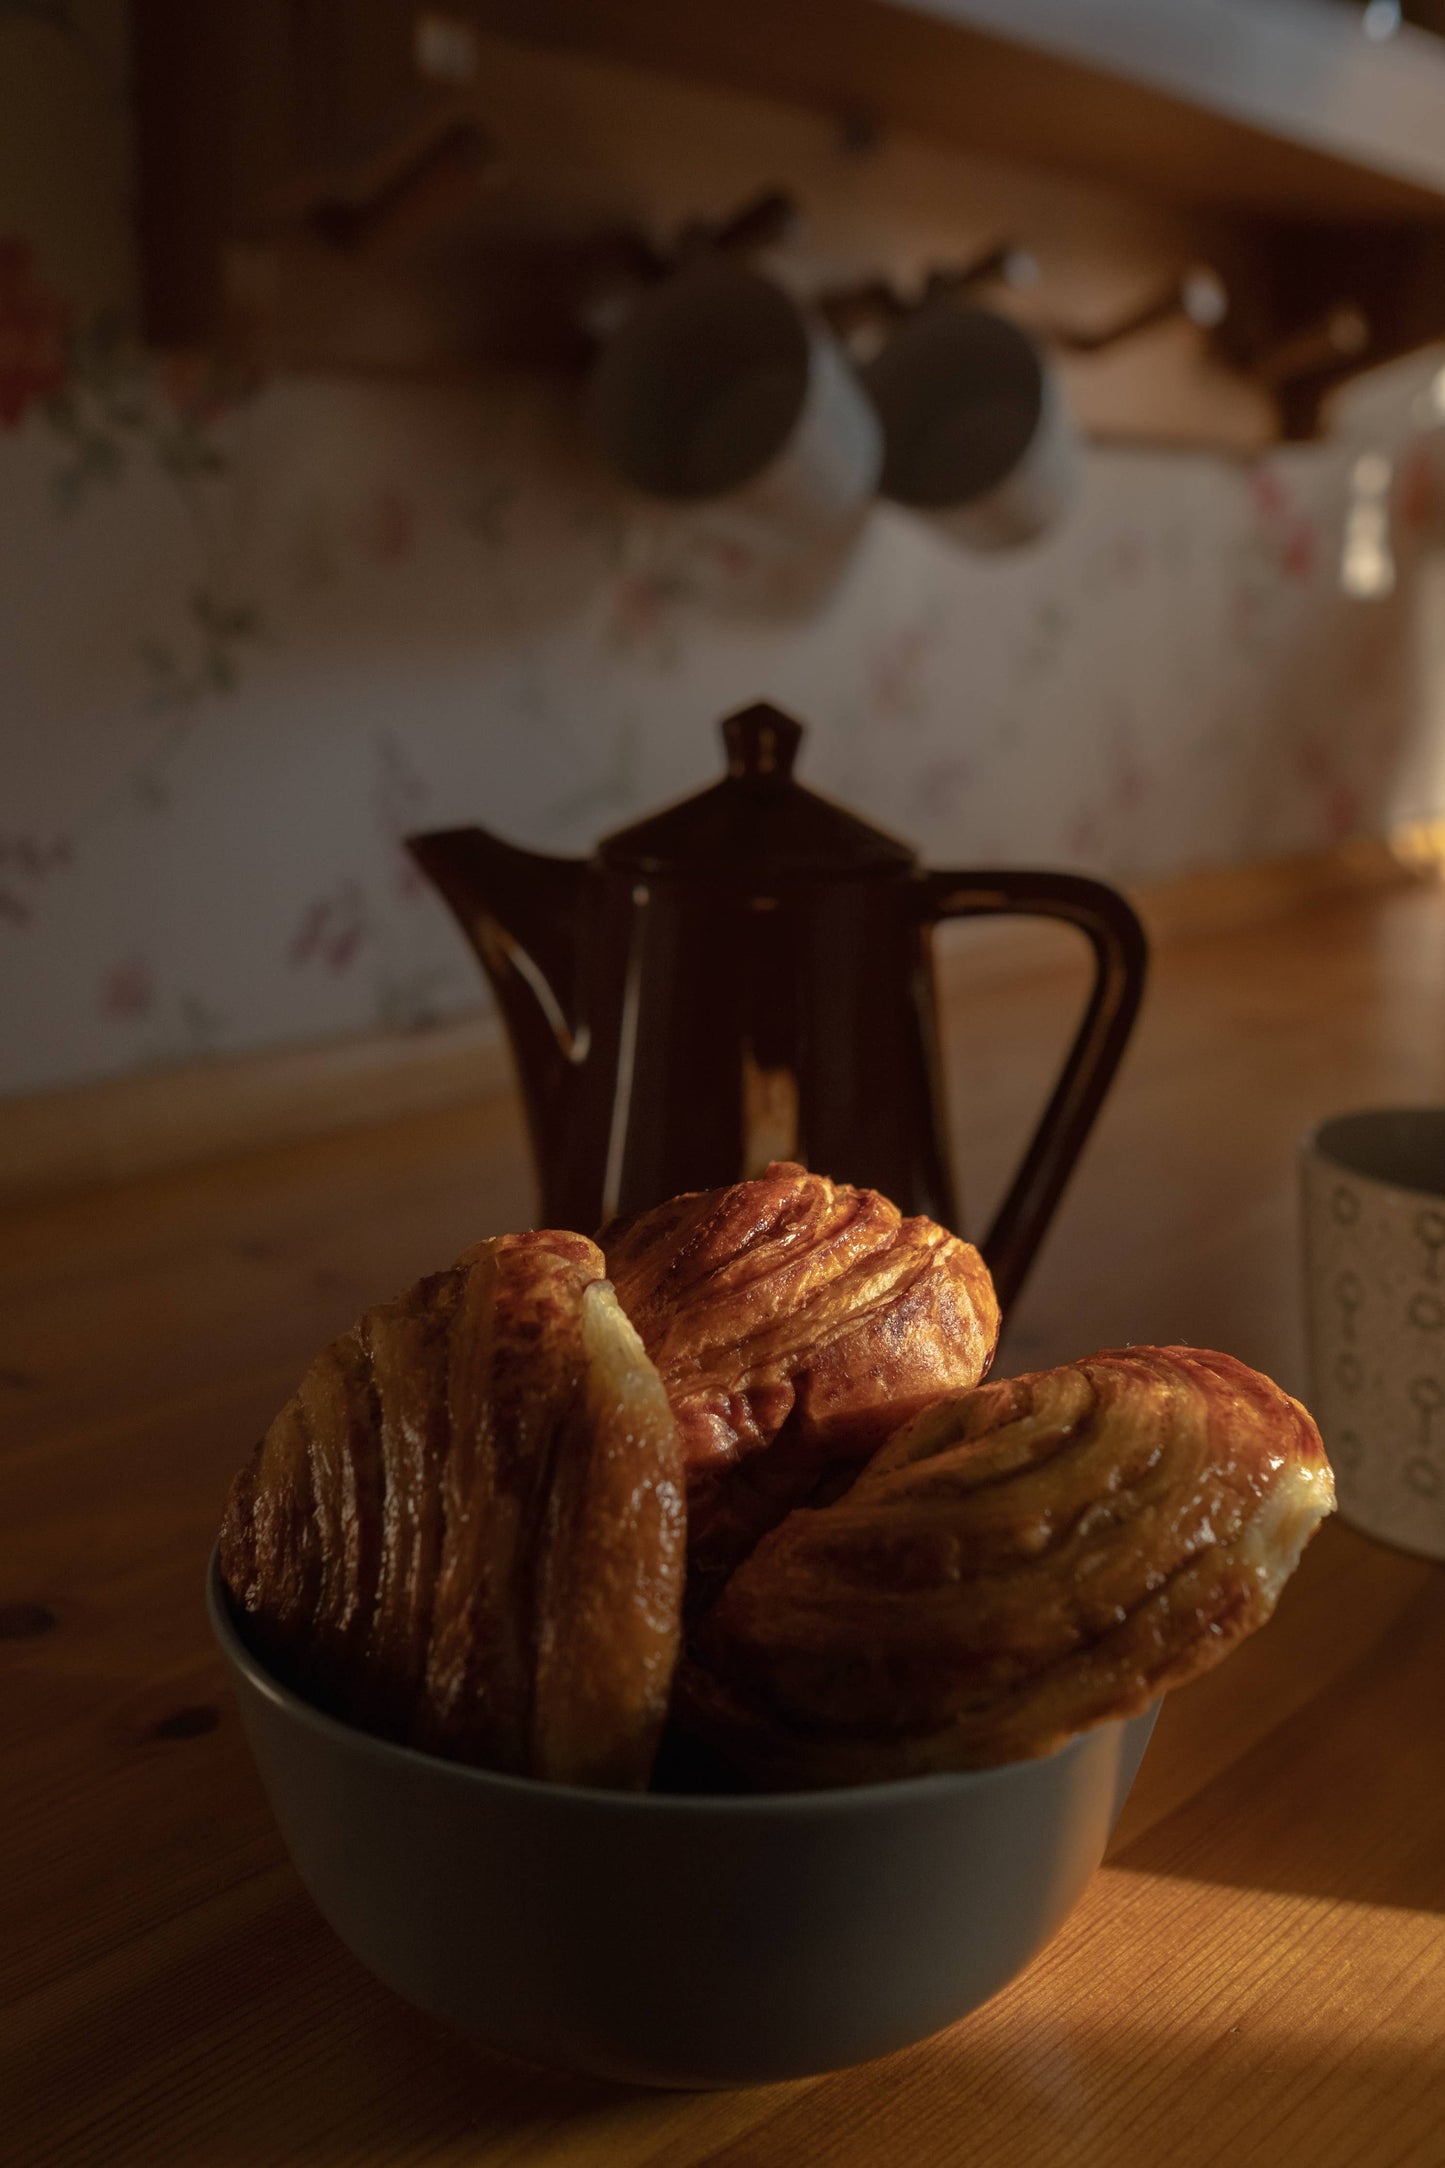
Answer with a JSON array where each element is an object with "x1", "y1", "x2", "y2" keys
[
  {"x1": 821, "y1": 239, "x2": 1035, "y2": 339},
  {"x1": 923, "y1": 243, "x2": 1039, "y2": 302},
  {"x1": 579, "y1": 189, "x2": 803, "y2": 342},
  {"x1": 1046, "y1": 265, "x2": 1228, "y2": 355},
  {"x1": 1251, "y1": 303, "x2": 1371, "y2": 389},
  {"x1": 817, "y1": 277, "x2": 909, "y2": 341},
  {"x1": 674, "y1": 189, "x2": 803, "y2": 263},
  {"x1": 307, "y1": 115, "x2": 493, "y2": 253}
]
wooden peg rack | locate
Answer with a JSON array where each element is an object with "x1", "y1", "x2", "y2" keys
[{"x1": 132, "y1": 0, "x2": 1445, "y2": 448}]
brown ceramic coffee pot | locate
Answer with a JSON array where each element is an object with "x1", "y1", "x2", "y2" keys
[{"x1": 409, "y1": 703, "x2": 1146, "y2": 1310}]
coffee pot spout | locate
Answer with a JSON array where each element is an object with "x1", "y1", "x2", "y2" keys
[{"x1": 406, "y1": 826, "x2": 589, "y2": 1169}]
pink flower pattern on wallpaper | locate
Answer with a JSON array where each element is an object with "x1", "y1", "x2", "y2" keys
[
  {"x1": 903, "y1": 755, "x2": 974, "y2": 828},
  {"x1": 161, "y1": 350, "x2": 233, "y2": 428},
  {"x1": 1064, "y1": 809, "x2": 1104, "y2": 861},
  {"x1": 36, "y1": 307, "x2": 252, "y2": 516},
  {"x1": 290, "y1": 884, "x2": 370, "y2": 975},
  {"x1": 1324, "y1": 782, "x2": 1364, "y2": 842},
  {"x1": 0, "y1": 237, "x2": 268, "y2": 859},
  {"x1": 0, "y1": 831, "x2": 73, "y2": 928},
  {"x1": 866, "y1": 605, "x2": 946, "y2": 724},
  {"x1": 1292, "y1": 726, "x2": 1367, "y2": 845},
  {"x1": 604, "y1": 566, "x2": 687, "y2": 663},
  {"x1": 0, "y1": 237, "x2": 69, "y2": 428},
  {"x1": 1107, "y1": 731, "x2": 1150, "y2": 820},
  {"x1": 1249, "y1": 465, "x2": 1318, "y2": 584},
  {"x1": 354, "y1": 484, "x2": 417, "y2": 564},
  {"x1": 1399, "y1": 441, "x2": 1442, "y2": 536},
  {"x1": 100, "y1": 955, "x2": 156, "y2": 1021},
  {"x1": 8, "y1": 250, "x2": 268, "y2": 810},
  {"x1": 373, "y1": 731, "x2": 432, "y2": 900}
]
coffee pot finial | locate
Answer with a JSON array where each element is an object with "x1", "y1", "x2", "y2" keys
[{"x1": 721, "y1": 702, "x2": 803, "y2": 782}]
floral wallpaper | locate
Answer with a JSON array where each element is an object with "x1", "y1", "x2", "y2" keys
[{"x1": 4, "y1": 7, "x2": 1445, "y2": 1102}]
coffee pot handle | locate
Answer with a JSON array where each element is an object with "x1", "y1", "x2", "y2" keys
[{"x1": 922, "y1": 869, "x2": 1148, "y2": 1313}]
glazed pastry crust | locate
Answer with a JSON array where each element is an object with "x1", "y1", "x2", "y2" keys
[
  {"x1": 220, "y1": 1231, "x2": 685, "y2": 1789},
  {"x1": 603, "y1": 1162, "x2": 1000, "y2": 1594},
  {"x1": 677, "y1": 1345, "x2": 1335, "y2": 1786}
]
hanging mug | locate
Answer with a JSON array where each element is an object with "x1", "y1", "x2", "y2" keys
[
  {"x1": 862, "y1": 298, "x2": 1079, "y2": 551},
  {"x1": 587, "y1": 258, "x2": 882, "y2": 609}
]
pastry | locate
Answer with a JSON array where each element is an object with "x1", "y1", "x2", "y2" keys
[
  {"x1": 220, "y1": 1230, "x2": 685, "y2": 1789},
  {"x1": 678, "y1": 1345, "x2": 1335, "y2": 1786},
  {"x1": 602, "y1": 1162, "x2": 1000, "y2": 1598}
]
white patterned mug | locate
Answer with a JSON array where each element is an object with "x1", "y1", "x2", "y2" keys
[{"x1": 1300, "y1": 1108, "x2": 1445, "y2": 1560}]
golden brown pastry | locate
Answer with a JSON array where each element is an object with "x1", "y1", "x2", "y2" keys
[
  {"x1": 677, "y1": 1345, "x2": 1334, "y2": 1786},
  {"x1": 220, "y1": 1230, "x2": 685, "y2": 1789},
  {"x1": 603, "y1": 1162, "x2": 1000, "y2": 1598}
]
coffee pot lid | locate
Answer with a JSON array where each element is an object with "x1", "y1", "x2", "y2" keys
[{"x1": 596, "y1": 704, "x2": 917, "y2": 879}]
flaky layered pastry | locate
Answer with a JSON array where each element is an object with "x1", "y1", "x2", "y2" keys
[
  {"x1": 220, "y1": 1230, "x2": 685, "y2": 1789},
  {"x1": 677, "y1": 1345, "x2": 1334, "y2": 1786},
  {"x1": 603, "y1": 1162, "x2": 1000, "y2": 1596}
]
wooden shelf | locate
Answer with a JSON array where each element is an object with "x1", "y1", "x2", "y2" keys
[
  {"x1": 132, "y1": 0, "x2": 1445, "y2": 442},
  {"x1": 476, "y1": 0, "x2": 1445, "y2": 221}
]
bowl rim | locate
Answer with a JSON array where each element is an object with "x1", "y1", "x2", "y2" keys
[{"x1": 207, "y1": 1544, "x2": 1138, "y2": 1818}]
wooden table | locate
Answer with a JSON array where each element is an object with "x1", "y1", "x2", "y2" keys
[{"x1": 5, "y1": 877, "x2": 1445, "y2": 2167}]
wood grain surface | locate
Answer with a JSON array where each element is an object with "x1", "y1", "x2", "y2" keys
[{"x1": 4, "y1": 878, "x2": 1444, "y2": 2167}]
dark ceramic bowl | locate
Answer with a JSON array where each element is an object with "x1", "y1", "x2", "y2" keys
[{"x1": 208, "y1": 1550, "x2": 1156, "y2": 2088}]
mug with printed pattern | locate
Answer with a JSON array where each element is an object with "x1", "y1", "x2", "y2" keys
[{"x1": 1300, "y1": 1108, "x2": 1445, "y2": 1560}]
